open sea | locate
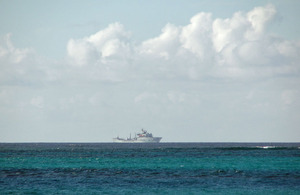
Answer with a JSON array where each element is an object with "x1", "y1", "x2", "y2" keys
[{"x1": 0, "y1": 143, "x2": 299, "y2": 194}]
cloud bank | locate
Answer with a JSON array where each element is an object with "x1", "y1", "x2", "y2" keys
[
  {"x1": 65, "y1": 4, "x2": 299, "y2": 82},
  {"x1": 1, "y1": 4, "x2": 299, "y2": 86}
]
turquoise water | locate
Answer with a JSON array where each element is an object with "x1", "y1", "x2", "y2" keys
[{"x1": 1, "y1": 143, "x2": 299, "y2": 194}]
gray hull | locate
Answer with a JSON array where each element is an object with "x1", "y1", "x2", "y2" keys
[{"x1": 113, "y1": 137, "x2": 162, "y2": 143}]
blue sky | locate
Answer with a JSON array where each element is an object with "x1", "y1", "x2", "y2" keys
[{"x1": 0, "y1": 1, "x2": 300, "y2": 142}]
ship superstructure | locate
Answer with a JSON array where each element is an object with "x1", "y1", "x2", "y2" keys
[{"x1": 113, "y1": 129, "x2": 162, "y2": 143}]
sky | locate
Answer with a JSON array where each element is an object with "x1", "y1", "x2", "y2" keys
[{"x1": 0, "y1": 0, "x2": 300, "y2": 142}]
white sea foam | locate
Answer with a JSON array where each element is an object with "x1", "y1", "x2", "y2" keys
[{"x1": 256, "y1": 146, "x2": 276, "y2": 149}]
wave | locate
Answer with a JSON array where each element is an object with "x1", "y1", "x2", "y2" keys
[{"x1": 256, "y1": 146, "x2": 277, "y2": 149}]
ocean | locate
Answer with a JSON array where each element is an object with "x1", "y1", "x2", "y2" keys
[{"x1": 0, "y1": 143, "x2": 299, "y2": 194}]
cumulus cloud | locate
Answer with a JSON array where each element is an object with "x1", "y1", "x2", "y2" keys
[
  {"x1": 1, "y1": 4, "x2": 299, "y2": 86},
  {"x1": 247, "y1": 4, "x2": 276, "y2": 34},
  {"x1": 140, "y1": 23, "x2": 181, "y2": 59},
  {"x1": 67, "y1": 22, "x2": 132, "y2": 66},
  {"x1": 180, "y1": 12, "x2": 213, "y2": 60},
  {"x1": 66, "y1": 4, "x2": 299, "y2": 82},
  {"x1": 65, "y1": 22, "x2": 135, "y2": 82},
  {"x1": 210, "y1": 4, "x2": 300, "y2": 78}
]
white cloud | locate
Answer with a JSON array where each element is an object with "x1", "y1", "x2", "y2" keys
[
  {"x1": 247, "y1": 4, "x2": 276, "y2": 34},
  {"x1": 67, "y1": 38, "x2": 98, "y2": 66},
  {"x1": 0, "y1": 34, "x2": 33, "y2": 64},
  {"x1": 212, "y1": 12, "x2": 248, "y2": 53},
  {"x1": 180, "y1": 12, "x2": 213, "y2": 60},
  {"x1": 67, "y1": 22, "x2": 132, "y2": 66},
  {"x1": 65, "y1": 22, "x2": 135, "y2": 82},
  {"x1": 0, "y1": 4, "x2": 298, "y2": 87},
  {"x1": 64, "y1": 4, "x2": 299, "y2": 82},
  {"x1": 276, "y1": 40, "x2": 300, "y2": 58},
  {"x1": 140, "y1": 23, "x2": 180, "y2": 59},
  {"x1": 0, "y1": 34, "x2": 49, "y2": 86},
  {"x1": 210, "y1": 4, "x2": 299, "y2": 78}
]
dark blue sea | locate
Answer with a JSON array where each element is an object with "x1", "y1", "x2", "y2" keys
[{"x1": 1, "y1": 143, "x2": 299, "y2": 194}]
